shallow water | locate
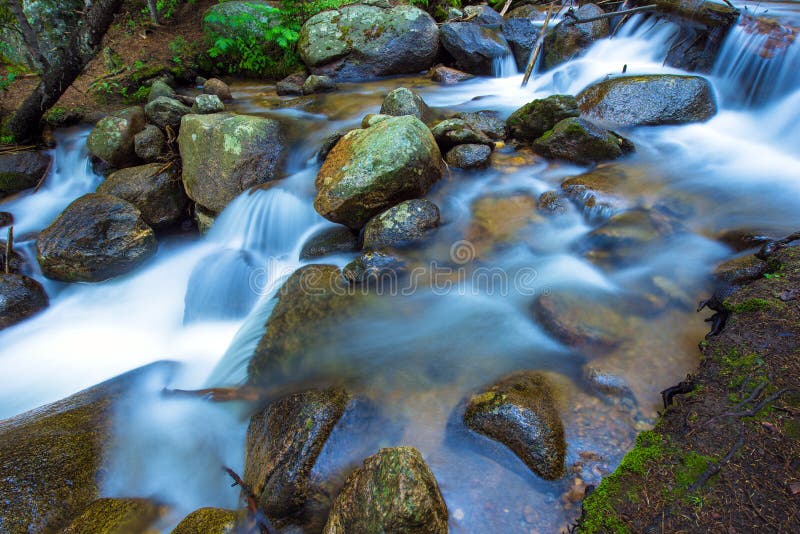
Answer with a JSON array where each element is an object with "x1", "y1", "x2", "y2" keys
[{"x1": 2, "y1": 6, "x2": 800, "y2": 531}]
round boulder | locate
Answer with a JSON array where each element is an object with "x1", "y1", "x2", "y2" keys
[
  {"x1": 543, "y1": 3, "x2": 609, "y2": 69},
  {"x1": 300, "y1": 226, "x2": 358, "y2": 260},
  {"x1": 36, "y1": 193, "x2": 157, "y2": 282},
  {"x1": 507, "y1": 94, "x2": 580, "y2": 141},
  {"x1": 0, "y1": 273, "x2": 49, "y2": 330},
  {"x1": 172, "y1": 508, "x2": 240, "y2": 534},
  {"x1": 86, "y1": 107, "x2": 146, "y2": 168},
  {"x1": 62, "y1": 498, "x2": 163, "y2": 534},
  {"x1": 445, "y1": 143, "x2": 492, "y2": 168},
  {"x1": 145, "y1": 96, "x2": 192, "y2": 132},
  {"x1": 134, "y1": 125, "x2": 166, "y2": 162},
  {"x1": 323, "y1": 447, "x2": 448, "y2": 534},
  {"x1": 532, "y1": 117, "x2": 634, "y2": 164},
  {"x1": 379, "y1": 88, "x2": 431, "y2": 122},
  {"x1": 577, "y1": 74, "x2": 718, "y2": 126},
  {"x1": 191, "y1": 94, "x2": 225, "y2": 114},
  {"x1": 362, "y1": 199, "x2": 440, "y2": 250},
  {"x1": 0, "y1": 151, "x2": 52, "y2": 199},
  {"x1": 314, "y1": 115, "x2": 442, "y2": 229},
  {"x1": 431, "y1": 118, "x2": 493, "y2": 151},
  {"x1": 430, "y1": 65, "x2": 475, "y2": 84},
  {"x1": 203, "y1": 78, "x2": 233, "y2": 101},
  {"x1": 97, "y1": 163, "x2": 189, "y2": 229},
  {"x1": 440, "y1": 22, "x2": 513, "y2": 75}
]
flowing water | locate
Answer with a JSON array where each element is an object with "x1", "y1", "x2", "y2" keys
[{"x1": 2, "y1": 4, "x2": 800, "y2": 531}]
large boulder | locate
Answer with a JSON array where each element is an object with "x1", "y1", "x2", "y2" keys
[
  {"x1": 0, "y1": 151, "x2": 51, "y2": 198},
  {"x1": 298, "y1": 4, "x2": 440, "y2": 80},
  {"x1": 362, "y1": 199, "x2": 440, "y2": 250},
  {"x1": 178, "y1": 113, "x2": 286, "y2": 213},
  {"x1": 380, "y1": 88, "x2": 431, "y2": 122},
  {"x1": 244, "y1": 388, "x2": 349, "y2": 519},
  {"x1": 145, "y1": 96, "x2": 192, "y2": 132},
  {"x1": 97, "y1": 163, "x2": 189, "y2": 229},
  {"x1": 0, "y1": 274, "x2": 48, "y2": 330},
  {"x1": 0, "y1": 363, "x2": 173, "y2": 533},
  {"x1": 543, "y1": 4, "x2": 609, "y2": 69},
  {"x1": 440, "y1": 22, "x2": 513, "y2": 75},
  {"x1": 502, "y1": 18, "x2": 539, "y2": 71},
  {"x1": 464, "y1": 371, "x2": 566, "y2": 480},
  {"x1": 577, "y1": 74, "x2": 718, "y2": 126},
  {"x1": 314, "y1": 115, "x2": 442, "y2": 229},
  {"x1": 62, "y1": 498, "x2": 164, "y2": 534},
  {"x1": 172, "y1": 508, "x2": 240, "y2": 534},
  {"x1": 87, "y1": 107, "x2": 146, "y2": 168},
  {"x1": 323, "y1": 447, "x2": 448, "y2": 534},
  {"x1": 532, "y1": 118, "x2": 634, "y2": 164},
  {"x1": 507, "y1": 94, "x2": 580, "y2": 141},
  {"x1": 36, "y1": 193, "x2": 157, "y2": 282}
]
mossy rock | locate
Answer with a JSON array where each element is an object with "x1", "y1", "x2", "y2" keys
[
  {"x1": 362, "y1": 199, "x2": 440, "y2": 250},
  {"x1": 62, "y1": 498, "x2": 164, "y2": 534},
  {"x1": 0, "y1": 150, "x2": 52, "y2": 198},
  {"x1": 506, "y1": 94, "x2": 579, "y2": 142},
  {"x1": 87, "y1": 107, "x2": 146, "y2": 168},
  {"x1": 0, "y1": 362, "x2": 174, "y2": 533},
  {"x1": 300, "y1": 226, "x2": 359, "y2": 260},
  {"x1": 0, "y1": 273, "x2": 49, "y2": 330},
  {"x1": 431, "y1": 118, "x2": 493, "y2": 151},
  {"x1": 380, "y1": 88, "x2": 431, "y2": 122},
  {"x1": 714, "y1": 254, "x2": 768, "y2": 286},
  {"x1": 464, "y1": 370, "x2": 567, "y2": 480},
  {"x1": 439, "y1": 22, "x2": 513, "y2": 75},
  {"x1": 303, "y1": 74, "x2": 337, "y2": 95},
  {"x1": 533, "y1": 117, "x2": 634, "y2": 164},
  {"x1": 445, "y1": 143, "x2": 493, "y2": 169},
  {"x1": 343, "y1": 250, "x2": 406, "y2": 286},
  {"x1": 322, "y1": 447, "x2": 448, "y2": 534},
  {"x1": 314, "y1": 115, "x2": 442, "y2": 229},
  {"x1": 171, "y1": 508, "x2": 240, "y2": 533},
  {"x1": 144, "y1": 97, "x2": 192, "y2": 132},
  {"x1": 543, "y1": 4, "x2": 609, "y2": 69},
  {"x1": 455, "y1": 110, "x2": 507, "y2": 141}
]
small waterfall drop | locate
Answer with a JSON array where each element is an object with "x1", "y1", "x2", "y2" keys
[{"x1": 492, "y1": 53, "x2": 520, "y2": 78}]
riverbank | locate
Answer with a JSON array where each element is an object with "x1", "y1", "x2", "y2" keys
[{"x1": 579, "y1": 242, "x2": 800, "y2": 532}]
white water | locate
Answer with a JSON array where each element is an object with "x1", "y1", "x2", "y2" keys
[{"x1": 2, "y1": 6, "x2": 800, "y2": 530}]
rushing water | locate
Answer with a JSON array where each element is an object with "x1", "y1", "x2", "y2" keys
[{"x1": 2, "y1": 5, "x2": 800, "y2": 531}]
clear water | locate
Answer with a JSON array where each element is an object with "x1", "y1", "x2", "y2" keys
[{"x1": 2, "y1": 7, "x2": 800, "y2": 531}]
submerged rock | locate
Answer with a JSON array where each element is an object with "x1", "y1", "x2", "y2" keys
[
  {"x1": 532, "y1": 117, "x2": 634, "y2": 164},
  {"x1": 134, "y1": 125, "x2": 166, "y2": 162},
  {"x1": 0, "y1": 273, "x2": 48, "y2": 330},
  {"x1": 440, "y1": 22, "x2": 512, "y2": 75},
  {"x1": 36, "y1": 193, "x2": 157, "y2": 282},
  {"x1": 429, "y1": 65, "x2": 474, "y2": 84},
  {"x1": 445, "y1": 143, "x2": 493, "y2": 169},
  {"x1": 543, "y1": 4, "x2": 609, "y2": 69},
  {"x1": 584, "y1": 208, "x2": 677, "y2": 265},
  {"x1": 97, "y1": 163, "x2": 189, "y2": 229},
  {"x1": 323, "y1": 447, "x2": 448, "y2": 534},
  {"x1": 0, "y1": 150, "x2": 51, "y2": 198},
  {"x1": 464, "y1": 371, "x2": 566, "y2": 480},
  {"x1": 467, "y1": 193, "x2": 542, "y2": 251},
  {"x1": 507, "y1": 94, "x2": 580, "y2": 142},
  {"x1": 86, "y1": 107, "x2": 146, "y2": 168},
  {"x1": 538, "y1": 190, "x2": 568, "y2": 215},
  {"x1": 577, "y1": 75, "x2": 717, "y2": 126},
  {"x1": 298, "y1": 4, "x2": 439, "y2": 80},
  {"x1": 431, "y1": 118, "x2": 494, "y2": 151},
  {"x1": 303, "y1": 74, "x2": 337, "y2": 94},
  {"x1": 714, "y1": 254, "x2": 768, "y2": 286},
  {"x1": 380, "y1": 88, "x2": 431, "y2": 122},
  {"x1": 178, "y1": 113, "x2": 286, "y2": 213},
  {"x1": 343, "y1": 250, "x2": 406, "y2": 286},
  {"x1": 62, "y1": 498, "x2": 164, "y2": 534},
  {"x1": 300, "y1": 226, "x2": 358, "y2": 259},
  {"x1": 314, "y1": 115, "x2": 442, "y2": 229},
  {"x1": 245, "y1": 388, "x2": 349, "y2": 519},
  {"x1": 362, "y1": 199, "x2": 440, "y2": 250},
  {"x1": 172, "y1": 508, "x2": 240, "y2": 534}
]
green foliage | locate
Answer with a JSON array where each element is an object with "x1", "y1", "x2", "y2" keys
[
  {"x1": 0, "y1": 71, "x2": 16, "y2": 92},
  {"x1": 1, "y1": 135, "x2": 14, "y2": 145},
  {"x1": 143, "y1": 0, "x2": 197, "y2": 21}
]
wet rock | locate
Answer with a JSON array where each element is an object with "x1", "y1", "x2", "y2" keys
[
  {"x1": 456, "y1": 110, "x2": 507, "y2": 140},
  {"x1": 277, "y1": 72, "x2": 307, "y2": 95},
  {"x1": 577, "y1": 75, "x2": 717, "y2": 126},
  {"x1": 303, "y1": 74, "x2": 337, "y2": 94},
  {"x1": 178, "y1": 113, "x2": 286, "y2": 213},
  {"x1": 446, "y1": 143, "x2": 492, "y2": 168},
  {"x1": 582, "y1": 366, "x2": 636, "y2": 401},
  {"x1": 507, "y1": 4, "x2": 545, "y2": 19},
  {"x1": 362, "y1": 199, "x2": 440, "y2": 250},
  {"x1": 86, "y1": 107, "x2": 146, "y2": 168},
  {"x1": 716, "y1": 227, "x2": 778, "y2": 252},
  {"x1": 36, "y1": 193, "x2": 157, "y2": 282},
  {"x1": 298, "y1": 4, "x2": 439, "y2": 80},
  {"x1": 430, "y1": 65, "x2": 474, "y2": 84},
  {"x1": 0, "y1": 241, "x2": 25, "y2": 274},
  {"x1": 440, "y1": 22, "x2": 513, "y2": 75},
  {"x1": 314, "y1": 115, "x2": 442, "y2": 229},
  {"x1": 644, "y1": 0, "x2": 739, "y2": 28},
  {"x1": 0, "y1": 274, "x2": 48, "y2": 330},
  {"x1": 323, "y1": 447, "x2": 448, "y2": 534},
  {"x1": 172, "y1": 508, "x2": 240, "y2": 534},
  {"x1": 532, "y1": 118, "x2": 634, "y2": 164},
  {"x1": 560, "y1": 166, "x2": 629, "y2": 214},
  {"x1": 134, "y1": 125, "x2": 166, "y2": 162},
  {"x1": 145, "y1": 96, "x2": 192, "y2": 132},
  {"x1": 664, "y1": 23, "x2": 730, "y2": 73},
  {"x1": 361, "y1": 114, "x2": 392, "y2": 128},
  {"x1": 464, "y1": 371, "x2": 566, "y2": 480},
  {"x1": 245, "y1": 388, "x2": 349, "y2": 519},
  {"x1": 343, "y1": 250, "x2": 406, "y2": 286},
  {"x1": 191, "y1": 94, "x2": 225, "y2": 114},
  {"x1": 502, "y1": 18, "x2": 539, "y2": 71},
  {"x1": 507, "y1": 94, "x2": 580, "y2": 142},
  {"x1": 431, "y1": 118, "x2": 494, "y2": 151},
  {"x1": 203, "y1": 78, "x2": 233, "y2": 101},
  {"x1": 148, "y1": 79, "x2": 176, "y2": 102},
  {"x1": 97, "y1": 163, "x2": 189, "y2": 229},
  {"x1": 584, "y1": 208, "x2": 676, "y2": 265},
  {"x1": 0, "y1": 363, "x2": 173, "y2": 533},
  {"x1": 194, "y1": 204, "x2": 216, "y2": 234},
  {"x1": 714, "y1": 254, "x2": 767, "y2": 286},
  {"x1": 62, "y1": 498, "x2": 164, "y2": 534},
  {"x1": 0, "y1": 211, "x2": 12, "y2": 227},
  {"x1": 544, "y1": 4, "x2": 609, "y2": 69},
  {"x1": 538, "y1": 190, "x2": 568, "y2": 215},
  {"x1": 0, "y1": 150, "x2": 51, "y2": 198},
  {"x1": 463, "y1": 5, "x2": 504, "y2": 25},
  {"x1": 531, "y1": 291, "x2": 629, "y2": 351},
  {"x1": 467, "y1": 194, "x2": 541, "y2": 250},
  {"x1": 300, "y1": 226, "x2": 358, "y2": 260},
  {"x1": 380, "y1": 88, "x2": 431, "y2": 122},
  {"x1": 317, "y1": 129, "x2": 353, "y2": 162}
]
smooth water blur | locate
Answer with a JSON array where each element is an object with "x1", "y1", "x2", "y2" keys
[{"x1": 2, "y1": 5, "x2": 800, "y2": 530}]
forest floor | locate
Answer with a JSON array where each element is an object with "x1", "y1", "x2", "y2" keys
[{"x1": 579, "y1": 243, "x2": 800, "y2": 532}]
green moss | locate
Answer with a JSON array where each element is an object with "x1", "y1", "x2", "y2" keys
[
  {"x1": 675, "y1": 451, "x2": 715, "y2": 489},
  {"x1": 723, "y1": 297, "x2": 784, "y2": 313}
]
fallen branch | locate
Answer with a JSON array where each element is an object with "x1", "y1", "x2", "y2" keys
[
  {"x1": 499, "y1": 0, "x2": 513, "y2": 17},
  {"x1": 722, "y1": 388, "x2": 791, "y2": 418},
  {"x1": 731, "y1": 380, "x2": 768, "y2": 412},
  {"x1": 521, "y1": 2, "x2": 557, "y2": 88},
  {"x1": 223, "y1": 467, "x2": 276, "y2": 534},
  {"x1": 687, "y1": 431, "x2": 745, "y2": 492},
  {"x1": 4, "y1": 226, "x2": 12, "y2": 274},
  {"x1": 162, "y1": 386, "x2": 269, "y2": 402},
  {"x1": 34, "y1": 154, "x2": 54, "y2": 192},
  {"x1": 565, "y1": 4, "x2": 657, "y2": 26}
]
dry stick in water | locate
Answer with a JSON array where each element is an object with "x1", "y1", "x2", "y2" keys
[
  {"x1": 4, "y1": 227, "x2": 13, "y2": 274},
  {"x1": 521, "y1": 2, "x2": 557, "y2": 88},
  {"x1": 223, "y1": 467, "x2": 277, "y2": 534},
  {"x1": 564, "y1": 4, "x2": 657, "y2": 26},
  {"x1": 499, "y1": 0, "x2": 513, "y2": 17}
]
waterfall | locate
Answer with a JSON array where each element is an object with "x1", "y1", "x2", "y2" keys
[{"x1": 492, "y1": 53, "x2": 520, "y2": 78}]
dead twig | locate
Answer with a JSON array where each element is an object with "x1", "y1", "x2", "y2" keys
[
  {"x1": 722, "y1": 388, "x2": 791, "y2": 418},
  {"x1": 565, "y1": 4, "x2": 657, "y2": 26},
  {"x1": 521, "y1": 2, "x2": 557, "y2": 88},
  {"x1": 499, "y1": 0, "x2": 513, "y2": 17},
  {"x1": 223, "y1": 466, "x2": 276, "y2": 534},
  {"x1": 34, "y1": 154, "x2": 54, "y2": 192},
  {"x1": 163, "y1": 386, "x2": 268, "y2": 403},
  {"x1": 4, "y1": 226, "x2": 12, "y2": 274}
]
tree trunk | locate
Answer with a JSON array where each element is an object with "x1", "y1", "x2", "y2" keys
[
  {"x1": 5, "y1": 0, "x2": 127, "y2": 142},
  {"x1": 147, "y1": 0, "x2": 160, "y2": 25}
]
